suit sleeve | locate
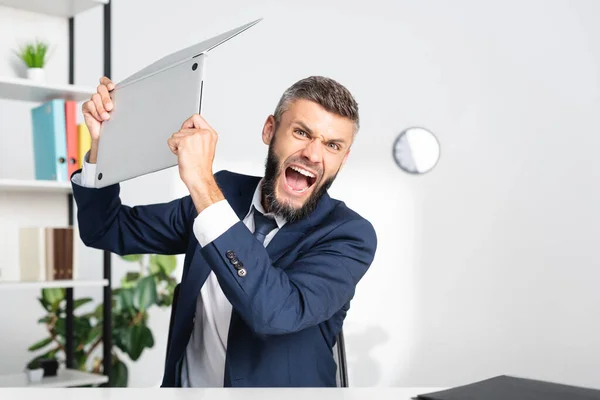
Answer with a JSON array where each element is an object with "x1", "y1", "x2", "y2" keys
[
  {"x1": 70, "y1": 170, "x2": 193, "y2": 256},
  {"x1": 198, "y1": 217, "x2": 377, "y2": 335}
]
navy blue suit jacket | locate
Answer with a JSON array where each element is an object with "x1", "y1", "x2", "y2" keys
[{"x1": 71, "y1": 169, "x2": 377, "y2": 387}]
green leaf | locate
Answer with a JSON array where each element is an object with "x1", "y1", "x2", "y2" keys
[
  {"x1": 93, "y1": 303, "x2": 104, "y2": 320},
  {"x1": 73, "y1": 298, "x2": 93, "y2": 310},
  {"x1": 42, "y1": 288, "x2": 65, "y2": 312},
  {"x1": 118, "y1": 288, "x2": 135, "y2": 316},
  {"x1": 74, "y1": 350, "x2": 88, "y2": 370},
  {"x1": 150, "y1": 254, "x2": 177, "y2": 275},
  {"x1": 134, "y1": 275, "x2": 157, "y2": 312},
  {"x1": 124, "y1": 324, "x2": 154, "y2": 361},
  {"x1": 14, "y1": 40, "x2": 49, "y2": 68},
  {"x1": 86, "y1": 324, "x2": 103, "y2": 345},
  {"x1": 28, "y1": 337, "x2": 53, "y2": 351},
  {"x1": 120, "y1": 272, "x2": 140, "y2": 289},
  {"x1": 38, "y1": 297, "x2": 51, "y2": 312},
  {"x1": 74, "y1": 317, "x2": 92, "y2": 343},
  {"x1": 109, "y1": 355, "x2": 128, "y2": 387},
  {"x1": 37, "y1": 316, "x2": 52, "y2": 324},
  {"x1": 54, "y1": 318, "x2": 66, "y2": 338},
  {"x1": 121, "y1": 254, "x2": 143, "y2": 262}
]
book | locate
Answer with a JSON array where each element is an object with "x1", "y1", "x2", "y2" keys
[
  {"x1": 65, "y1": 100, "x2": 79, "y2": 178},
  {"x1": 31, "y1": 99, "x2": 68, "y2": 181},
  {"x1": 78, "y1": 123, "x2": 91, "y2": 168},
  {"x1": 18, "y1": 227, "x2": 76, "y2": 281}
]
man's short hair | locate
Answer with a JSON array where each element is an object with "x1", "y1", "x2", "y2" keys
[{"x1": 273, "y1": 76, "x2": 360, "y2": 135}]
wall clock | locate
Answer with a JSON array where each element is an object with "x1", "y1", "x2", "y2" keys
[{"x1": 393, "y1": 127, "x2": 440, "y2": 175}]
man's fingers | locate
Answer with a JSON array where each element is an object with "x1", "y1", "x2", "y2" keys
[
  {"x1": 180, "y1": 114, "x2": 213, "y2": 131},
  {"x1": 167, "y1": 137, "x2": 179, "y2": 155},
  {"x1": 172, "y1": 129, "x2": 214, "y2": 138},
  {"x1": 97, "y1": 84, "x2": 113, "y2": 111},
  {"x1": 82, "y1": 100, "x2": 101, "y2": 121},
  {"x1": 99, "y1": 76, "x2": 115, "y2": 91},
  {"x1": 92, "y1": 93, "x2": 109, "y2": 120},
  {"x1": 172, "y1": 129, "x2": 196, "y2": 137}
]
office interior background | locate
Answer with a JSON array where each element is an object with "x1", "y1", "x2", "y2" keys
[{"x1": 0, "y1": 0, "x2": 599, "y2": 389}]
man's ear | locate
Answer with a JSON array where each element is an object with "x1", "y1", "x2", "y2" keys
[{"x1": 262, "y1": 115, "x2": 276, "y2": 145}]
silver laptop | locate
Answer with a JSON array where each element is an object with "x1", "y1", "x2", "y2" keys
[{"x1": 94, "y1": 18, "x2": 262, "y2": 188}]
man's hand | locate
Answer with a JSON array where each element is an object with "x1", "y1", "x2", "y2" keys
[
  {"x1": 82, "y1": 76, "x2": 115, "y2": 163},
  {"x1": 168, "y1": 114, "x2": 224, "y2": 213}
]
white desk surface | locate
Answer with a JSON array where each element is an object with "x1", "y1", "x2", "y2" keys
[{"x1": 0, "y1": 387, "x2": 448, "y2": 400}]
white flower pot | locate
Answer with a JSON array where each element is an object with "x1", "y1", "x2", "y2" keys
[
  {"x1": 27, "y1": 68, "x2": 45, "y2": 82},
  {"x1": 26, "y1": 368, "x2": 44, "y2": 383}
]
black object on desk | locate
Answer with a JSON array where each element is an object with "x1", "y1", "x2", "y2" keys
[{"x1": 416, "y1": 375, "x2": 600, "y2": 400}]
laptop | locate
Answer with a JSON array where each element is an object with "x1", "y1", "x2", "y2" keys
[{"x1": 93, "y1": 18, "x2": 262, "y2": 188}]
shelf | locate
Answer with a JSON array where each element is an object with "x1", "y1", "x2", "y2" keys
[
  {"x1": 0, "y1": 280, "x2": 109, "y2": 291},
  {"x1": 0, "y1": 0, "x2": 108, "y2": 18},
  {"x1": 0, "y1": 76, "x2": 95, "y2": 103},
  {"x1": 0, "y1": 179, "x2": 72, "y2": 194},
  {"x1": 0, "y1": 368, "x2": 108, "y2": 388}
]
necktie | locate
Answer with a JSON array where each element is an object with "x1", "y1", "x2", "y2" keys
[{"x1": 253, "y1": 209, "x2": 278, "y2": 245}]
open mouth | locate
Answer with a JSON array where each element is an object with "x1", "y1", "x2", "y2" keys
[{"x1": 284, "y1": 165, "x2": 317, "y2": 194}]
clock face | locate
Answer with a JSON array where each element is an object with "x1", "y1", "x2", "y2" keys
[{"x1": 393, "y1": 127, "x2": 440, "y2": 174}]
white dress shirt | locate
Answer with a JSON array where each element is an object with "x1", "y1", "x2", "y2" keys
[{"x1": 72, "y1": 157, "x2": 286, "y2": 387}]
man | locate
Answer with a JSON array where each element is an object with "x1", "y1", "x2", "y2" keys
[{"x1": 72, "y1": 75, "x2": 377, "y2": 387}]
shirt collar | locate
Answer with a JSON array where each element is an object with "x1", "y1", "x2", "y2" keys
[{"x1": 245, "y1": 178, "x2": 287, "y2": 229}]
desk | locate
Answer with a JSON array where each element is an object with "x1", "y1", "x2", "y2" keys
[{"x1": 0, "y1": 387, "x2": 448, "y2": 400}]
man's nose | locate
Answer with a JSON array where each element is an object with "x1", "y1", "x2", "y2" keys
[{"x1": 301, "y1": 139, "x2": 323, "y2": 164}]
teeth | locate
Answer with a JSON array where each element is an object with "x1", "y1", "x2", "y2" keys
[{"x1": 290, "y1": 165, "x2": 315, "y2": 178}]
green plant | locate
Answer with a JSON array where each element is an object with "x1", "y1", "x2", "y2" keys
[
  {"x1": 26, "y1": 359, "x2": 41, "y2": 370},
  {"x1": 27, "y1": 254, "x2": 178, "y2": 387},
  {"x1": 14, "y1": 39, "x2": 50, "y2": 68}
]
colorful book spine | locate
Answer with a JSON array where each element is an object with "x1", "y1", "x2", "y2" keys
[
  {"x1": 65, "y1": 100, "x2": 79, "y2": 179},
  {"x1": 18, "y1": 227, "x2": 76, "y2": 281},
  {"x1": 78, "y1": 123, "x2": 91, "y2": 168},
  {"x1": 31, "y1": 99, "x2": 68, "y2": 181}
]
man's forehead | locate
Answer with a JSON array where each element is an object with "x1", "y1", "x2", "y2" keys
[{"x1": 281, "y1": 101, "x2": 354, "y2": 140}]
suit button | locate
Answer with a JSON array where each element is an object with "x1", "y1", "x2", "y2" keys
[
  {"x1": 231, "y1": 258, "x2": 240, "y2": 265},
  {"x1": 237, "y1": 268, "x2": 247, "y2": 277},
  {"x1": 234, "y1": 262, "x2": 244, "y2": 270},
  {"x1": 226, "y1": 250, "x2": 235, "y2": 259}
]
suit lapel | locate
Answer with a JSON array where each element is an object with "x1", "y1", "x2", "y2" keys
[
  {"x1": 266, "y1": 192, "x2": 335, "y2": 266},
  {"x1": 198, "y1": 173, "x2": 337, "y2": 268}
]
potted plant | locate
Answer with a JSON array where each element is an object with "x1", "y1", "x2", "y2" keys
[
  {"x1": 13, "y1": 39, "x2": 51, "y2": 82},
  {"x1": 25, "y1": 359, "x2": 44, "y2": 383},
  {"x1": 39, "y1": 358, "x2": 59, "y2": 377},
  {"x1": 27, "y1": 253, "x2": 178, "y2": 387}
]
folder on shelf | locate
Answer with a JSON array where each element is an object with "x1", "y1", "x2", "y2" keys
[
  {"x1": 18, "y1": 227, "x2": 47, "y2": 282},
  {"x1": 31, "y1": 99, "x2": 68, "y2": 182},
  {"x1": 78, "y1": 123, "x2": 91, "y2": 168},
  {"x1": 18, "y1": 227, "x2": 76, "y2": 281},
  {"x1": 65, "y1": 100, "x2": 79, "y2": 178}
]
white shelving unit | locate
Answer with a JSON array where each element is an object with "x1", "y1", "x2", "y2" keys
[
  {"x1": 0, "y1": 0, "x2": 108, "y2": 18},
  {"x1": 0, "y1": 368, "x2": 108, "y2": 388},
  {"x1": 0, "y1": 0, "x2": 113, "y2": 388},
  {"x1": 0, "y1": 279, "x2": 109, "y2": 291},
  {"x1": 0, "y1": 76, "x2": 96, "y2": 103},
  {"x1": 0, "y1": 178, "x2": 72, "y2": 194}
]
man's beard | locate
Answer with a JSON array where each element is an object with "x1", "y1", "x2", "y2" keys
[{"x1": 261, "y1": 144, "x2": 336, "y2": 223}]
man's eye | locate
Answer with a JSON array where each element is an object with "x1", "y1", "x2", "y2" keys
[
  {"x1": 295, "y1": 129, "x2": 308, "y2": 137},
  {"x1": 328, "y1": 143, "x2": 340, "y2": 150}
]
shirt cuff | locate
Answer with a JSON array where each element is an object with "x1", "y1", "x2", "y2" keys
[
  {"x1": 193, "y1": 200, "x2": 240, "y2": 247},
  {"x1": 71, "y1": 151, "x2": 97, "y2": 188}
]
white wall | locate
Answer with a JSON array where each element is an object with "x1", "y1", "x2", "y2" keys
[{"x1": 1, "y1": 0, "x2": 600, "y2": 390}]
